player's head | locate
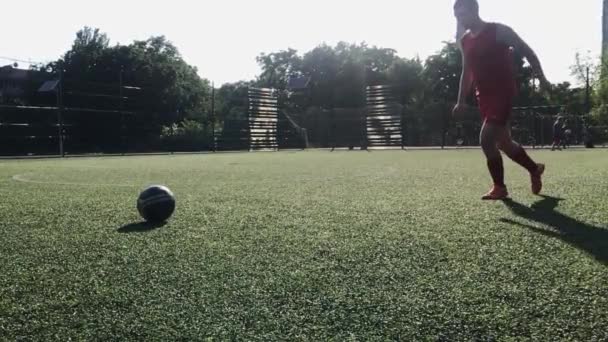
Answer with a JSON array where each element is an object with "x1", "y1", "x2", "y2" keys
[{"x1": 454, "y1": 0, "x2": 480, "y2": 29}]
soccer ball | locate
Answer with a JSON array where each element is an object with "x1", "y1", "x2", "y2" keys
[{"x1": 137, "y1": 185, "x2": 176, "y2": 223}]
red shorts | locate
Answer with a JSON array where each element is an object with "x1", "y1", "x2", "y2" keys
[{"x1": 478, "y1": 93, "x2": 513, "y2": 126}]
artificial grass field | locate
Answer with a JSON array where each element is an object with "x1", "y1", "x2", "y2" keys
[{"x1": 1, "y1": 149, "x2": 607, "y2": 340}]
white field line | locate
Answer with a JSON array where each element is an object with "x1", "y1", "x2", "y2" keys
[{"x1": 11, "y1": 173, "x2": 137, "y2": 188}]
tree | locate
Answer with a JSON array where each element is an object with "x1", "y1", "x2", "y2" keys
[
  {"x1": 51, "y1": 28, "x2": 212, "y2": 125},
  {"x1": 299, "y1": 44, "x2": 341, "y2": 109},
  {"x1": 571, "y1": 52, "x2": 608, "y2": 123},
  {"x1": 603, "y1": 0, "x2": 608, "y2": 72},
  {"x1": 413, "y1": 42, "x2": 463, "y2": 145},
  {"x1": 422, "y1": 42, "x2": 462, "y2": 103},
  {"x1": 256, "y1": 49, "x2": 301, "y2": 90},
  {"x1": 571, "y1": 52, "x2": 599, "y2": 86},
  {"x1": 255, "y1": 42, "x2": 415, "y2": 110},
  {"x1": 571, "y1": 52, "x2": 602, "y2": 113},
  {"x1": 600, "y1": 0, "x2": 608, "y2": 106},
  {"x1": 386, "y1": 57, "x2": 424, "y2": 106},
  {"x1": 42, "y1": 27, "x2": 214, "y2": 153},
  {"x1": 125, "y1": 36, "x2": 212, "y2": 123},
  {"x1": 215, "y1": 81, "x2": 251, "y2": 121},
  {"x1": 58, "y1": 27, "x2": 110, "y2": 79},
  {"x1": 550, "y1": 82, "x2": 587, "y2": 114}
]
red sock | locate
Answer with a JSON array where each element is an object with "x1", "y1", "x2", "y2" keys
[
  {"x1": 506, "y1": 146, "x2": 538, "y2": 174},
  {"x1": 487, "y1": 156, "x2": 505, "y2": 187}
]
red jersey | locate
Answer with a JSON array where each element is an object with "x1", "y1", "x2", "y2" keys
[{"x1": 461, "y1": 23, "x2": 517, "y2": 99}]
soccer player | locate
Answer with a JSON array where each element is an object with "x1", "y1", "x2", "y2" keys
[{"x1": 452, "y1": 0, "x2": 550, "y2": 200}]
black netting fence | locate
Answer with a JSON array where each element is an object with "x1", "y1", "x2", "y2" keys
[
  {"x1": 0, "y1": 70, "x2": 163, "y2": 156},
  {"x1": 2, "y1": 78, "x2": 606, "y2": 156}
]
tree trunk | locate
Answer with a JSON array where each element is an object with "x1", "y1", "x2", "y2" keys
[
  {"x1": 604, "y1": 0, "x2": 608, "y2": 67},
  {"x1": 600, "y1": 0, "x2": 608, "y2": 93}
]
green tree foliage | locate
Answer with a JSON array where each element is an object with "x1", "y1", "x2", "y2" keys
[
  {"x1": 251, "y1": 40, "x2": 562, "y2": 115},
  {"x1": 44, "y1": 26, "x2": 598, "y2": 150},
  {"x1": 254, "y1": 42, "x2": 423, "y2": 109},
  {"x1": 387, "y1": 57, "x2": 425, "y2": 105},
  {"x1": 219, "y1": 40, "x2": 570, "y2": 147},
  {"x1": 421, "y1": 42, "x2": 461, "y2": 103},
  {"x1": 160, "y1": 119, "x2": 211, "y2": 151},
  {"x1": 256, "y1": 49, "x2": 301, "y2": 90},
  {"x1": 571, "y1": 51, "x2": 608, "y2": 123},
  {"x1": 49, "y1": 27, "x2": 212, "y2": 126},
  {"x1": 215, "y1": 81, "x2": 251, "y2": 121},
  {"x1": 603, "y1": 0, "x2": 608, "y2": 70},
  {"x1": 551, "y1": 82, "x2": 587, "y2": 114},
  {"x1": 594, "y1": 1, "x2": 608, "y2": 124}
]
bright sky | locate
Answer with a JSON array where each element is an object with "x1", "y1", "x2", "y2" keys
[{"x1": 1, "y1": 0, "x2": 601, "y2": 86}]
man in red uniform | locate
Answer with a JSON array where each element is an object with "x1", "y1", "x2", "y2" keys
[{"x1": 452, "y1": 0, "x2": 550, "y2": 200}]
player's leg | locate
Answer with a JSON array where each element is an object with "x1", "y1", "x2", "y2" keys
[
  {"x1": 479, "y1": 121, "x2": 508, "y2": 200},
  {"x1": 497, "y1": 127, "x2": 545, "y2": 194},
  {"x1": 551, "y1": 137, "x2": 559, "y2": 151}
]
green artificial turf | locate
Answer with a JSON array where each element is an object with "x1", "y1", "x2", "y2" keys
[{"x1": 1, "y1": 149, "x2": 607, "y2": 340}]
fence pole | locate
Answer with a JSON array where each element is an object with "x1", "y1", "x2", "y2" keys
[
  {"x1": 330, "y1": 107, "x2": 335, "y2": 151},
  {"x1": 441, "y1": 106, "x2": 448, "y2": 149},
  {"x1": 361, "y1": 105, "x2": 368, "y2": 151},
  {"x1": 540, "y1": 113, "x2": 545, "y2": 148},
  {"x1": 211, "y1": 82, "x2": 216, "y2": 152},
  {"x1": 119, "y1": 67, "x2": 125, "y2": 155},
  {"x1": 57, "y1": 68, "x2": 64, "y2": 157},
  {"x1": 585, "y1": 67, "x2": 591, "y2": 114},
  {"x1": 400, "y1": 102, "x2": 406, "y2": 150}
]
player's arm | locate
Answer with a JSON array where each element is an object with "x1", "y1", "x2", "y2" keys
[
  {"x1": 496, "y1": 24, "x2": 550, "y2": 89},
  {"x1": 456, "y1": 41, "x2": 473, "y2": 107}
]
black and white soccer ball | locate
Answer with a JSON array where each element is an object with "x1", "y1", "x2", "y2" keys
[{"x1": 137, "y1": 185, "x2": 176, "y2": 223}]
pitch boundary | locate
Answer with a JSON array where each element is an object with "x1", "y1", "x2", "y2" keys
[{"x1": 11, "y1": 173, "x2": 137, "y2": 188}]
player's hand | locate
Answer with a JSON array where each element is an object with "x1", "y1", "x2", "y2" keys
[{"x1": 452, "y1": 102, "x2": 468, "y2": 117}]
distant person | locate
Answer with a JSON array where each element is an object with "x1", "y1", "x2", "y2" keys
[
  {"x1": 562, "y1": 119, "x2": 571, "y2": 149},
  {"x1": 551, "y1": 116, "x2": 564, "y2": 151},
  {"x1": 452, "y1": 0, "x2": 550, "y2": 200}
]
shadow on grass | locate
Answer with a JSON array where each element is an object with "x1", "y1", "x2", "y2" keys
[
  {"x1": 118, "y1": 221, "x2": 167, "y2": 233},
  {"x1": 500, "y1": 196, "x2": 608, "y2": 265}
]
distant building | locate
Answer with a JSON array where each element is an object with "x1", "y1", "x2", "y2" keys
[
  {"x1": 0, "y1": 65, "x2": 49, "y2": 105},
  {"x1": 0, "y1": 65, "x2": 32, "y2": 104}
]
